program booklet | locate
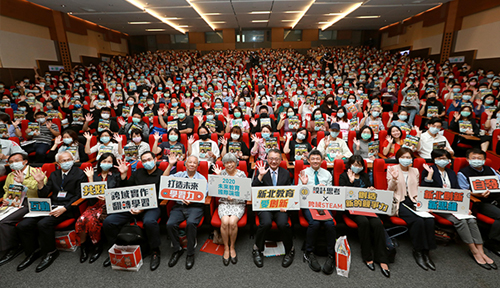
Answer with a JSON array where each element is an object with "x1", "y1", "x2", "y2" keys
[
  {"x1": 124, "y1": 145, "x2": 139, "y2": 161},
  {"x1": 403, "y1": 135, "x2": 419, "y2": 151},
  {"x1": 288, "y1": 116, "x2": 300, "y2": 130},
  {"x1": 98, "y1": 119, "x2": 110, "y2": 131},
  {"x1": 228, "y1": 141, "x2": 241, "y2": 154},
  {"x1": 295, "y1": 143, "x2": 308, "y2": 163},
  {"x1": 459, "y1": 120, "x2": 472, "y2": 134},
  {"x1": 427, "y1": 106, "x2": 438, "y2": 118},
  {"x1": 264, "y1": 137, "x2": 278, "y2": 150},
  {"x1": 433, "y1": 141, "x2": 446, "y2": 150},
  {"x1": 368, "y1": 141, "x2": 379, "y2": 158}
]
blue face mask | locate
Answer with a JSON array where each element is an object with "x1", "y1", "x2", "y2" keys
[
  {"x1": 127, "y1": 100, "x2": 134, "y2": 106},
  {"x1": 283, "y1": 103, "x2": 289, "y2": 108},
  {"x1": 399, "y1": 158, "x2": 413, "y2": 167},
  {"x1": 435, "y1": 159, "x2": 450, "y2": 168},
  {"x1": 330, "y1": 131, "x2": 339, "y2": 138},
  {"x1": 469, "y1": 159, "x2": 485, "y2": 168},
  {"x1": 169, "y1": 135, "x2": 178, "y2": 142},
  {"x1": 350, "y1": 166, "x2": 363, "y2": 174},
  {"x1": 399, "y1": 115, "x2": 407, "y2": 121},
  {"x1": 132, "y1": 117, "x2": 141, "y2": 123},
  {"x1": 371, "y1": 111, "x2": 380, "y2": 117},
  {"x1": 74, "y1": 104, "x2": 82, "y2": 109},
  {"x1": 337, "y1": 112, "x2": 345, "y2": 118},
  {"x1": 428, "y1": 127, "x2": 440, "y2": 135},
  {"x1": 461, "y1": 111, "x2": 471, "y2": 117},
  {"x1": 485, "y1": 99, "x2": 494, "y2": 105},
  {"x1": 172, "y1": 102, "x2": 178, "y2": 107},
  {"x1": 234, "y1": 112, "x2": 241, "y2": 118},
  {"x1": 361, "y1": 133, "x2": 371, "y2": 140},
  {"x1": 100, "y1": 136, "x2": 110, "y2": 144},
  {"x1": 142, "y1": 160, "x2": 156, "y2": 170},
  {"x1": 100, "y1": 163, "x2": 113, "y2": 171},
  {"x1": 206, "y1": 115, "x2": 214, "y2": 121},
  {"x1": 60, "y1": 161, "x2": 74, "y2": 171},
  {"x1": 261, "y1": 132, "x2": 270, "y2": 139},
  {"x1": 63, "y1": 138, "x2": 73, "y2": 145},
  {"x1": 462, "y1": 95, "x2": 471, "y2": 101},
  {"x1": 452, "y1": 88, "x2": 461, "y2": 93},
  {"x1": 194, "y1": 102, "x2": 200, "y2": 107},
  {"x1": 19, "y1": 107, "x2": 26, "y2": 112}
]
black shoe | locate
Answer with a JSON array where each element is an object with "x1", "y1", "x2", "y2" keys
[
  {"x1": 103, "y1": 257, "x2": 111, "y2": 267},
  {"x1": 35, "y1": 250, "x2": 59, "y2": 273},
  {"x1": 380, "y1": 264, "x2": 390, "y2": 278},
  {"x1": 422, "y1": 250, "x2": 436, "y2": 271},
  {"x1": 365, "y1": 262, "x2": 375, "y2": 271},
  {"x1": 168, "y1": 249, "x2": 184, "y2": 267},
  {"x1": 223, "y1": 256, "x2": 230, "y2": 266},
  {"x1": 89, "y1": 243, "x2": 103, "y2": 264},
  {"x1": 413, "y1": 250, "x2": 428, "y2": 271},
  {"x1": 17, "y1": 251, "x2": 40, "y2": 271},
  {"x1": 322, "y1": 254, "x2": 336, "y2": 275},
  {"x1": 489, "y1": 262, "x2": 497, "y2": 270},
  {"x1": 282, "y1": 249, "x2": 295, "y2": 268},
  {"x1": 303, "y1": 252, "x2": 321, "y2": 272},
  {"x1": 186, "y1": 254, "x2": 194, "y2": 270},
  {"x1": 230, "y1": 254, "x2": 238, "y2": 265},
  {"x1": 252, "y1": 250, "x2": 263, "y2": 268},
  {"x1": 0, "y1": 246, "x2": 23, "y2": 267},
  {"x1": 150, "y1": 250, "x2": 161, "y2": 271},
  {"x1": 468, "y1": 250, "x2": 491, "y2": 270},
  {"x1": 80, "y1": 244, "x2": 89, "y2": 263}
]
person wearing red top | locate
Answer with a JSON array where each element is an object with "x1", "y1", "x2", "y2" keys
[{"x1": 382, "y1": 126, "x2": 404, "y2": 158}]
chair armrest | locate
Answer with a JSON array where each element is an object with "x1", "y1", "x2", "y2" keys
[
  {"x1": 470, "y1": 195, "x2": 481, "y2": 203},
  {"x1": 72, "y1": 198, "x2": 87, "y2": 206},
  {"x1": 160, "y1": 200, "x2": 168, "y2": 206},
  {"x1": 378, "y1": 152, "x2": 387, "y2": 159}
]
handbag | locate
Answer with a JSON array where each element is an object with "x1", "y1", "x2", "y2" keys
[
  {"x1": 384, "y1": 226, "x2": 408, "y2": 263},
  {"x1": 212, "y1": 230, "x2": 224, "y2": 245},
  {"x1": 116, "y1": 219, "x2": 145, "y2": 246}
]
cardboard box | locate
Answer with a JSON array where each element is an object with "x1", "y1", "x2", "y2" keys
[
  {"x1": 335, "y1": 236, "x2": 351, "y2": 277},
  {"x1": 55, "y1": 230, "x2": 78, "y2": 252},
  {"x1": 108, "y1": 244, "x2": 143, "y2": 271}
]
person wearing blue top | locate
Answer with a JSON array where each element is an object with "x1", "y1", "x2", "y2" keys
[
  {"x1": 164, "y1": 155, "x2": 208, "y2": 270},
  {"x1": 446, "y1": 89, "x2": 474, "y2": 114}
]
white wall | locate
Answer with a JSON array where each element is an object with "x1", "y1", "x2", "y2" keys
[
  {"x1": 455, "y1": 20, "x2": 500, "y2": 59},
  {"x1": 68, "y1": 42, "x2": 98, "y2": 63},
  {"x1": 0, "y1": 30, "x2": 58, "y2": 68},
  {"x1": 413, "y1": 34, "x2": 442, "y2": 55}
]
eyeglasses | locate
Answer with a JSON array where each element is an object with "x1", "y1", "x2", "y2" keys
[{"x1": 268, "y1": 157, "x2": 281, "y2": 162}]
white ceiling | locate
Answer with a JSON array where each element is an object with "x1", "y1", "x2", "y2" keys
[{"x1": 27, "y1": 0, "x2": 451, "y2": 35}]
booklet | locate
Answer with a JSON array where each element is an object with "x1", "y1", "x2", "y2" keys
[
  {"x1": 433, "y1": 141, "x2": 446, "y2": 150},
  {"x1": 459, "y1": 120, "x2": 472, "y2": 134},
  {"x1": 403, "y1": 135, "x2": 419, "y2": 151},
  {"x1": 368, "y1": 141, "x2": 379, "y2": 158},
  {"x1": 124, "y1": 145, "x2": 139, "y2": 161},
  {"x1": 228, "y1": 141, "x2": 241, "y2": 154},
  {"x1": 98, "y1": 119, "x2": 110, "y2": 131},
  {"x1": 263, "y1": 241, "x2": 285, "y2": 257}
]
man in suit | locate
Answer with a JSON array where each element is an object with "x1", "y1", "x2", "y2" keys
[
  {"x1": 16, "y1": 151, "x2": 86, "y2": 272},
  {"x1": 252, "y1": 149, "x2": 294, "y2": 268}
]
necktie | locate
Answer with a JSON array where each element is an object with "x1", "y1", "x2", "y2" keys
[
  {"x1": 314, "y1": 170, "x2": 319, "y2": 185},
  {"x1": 272, "y1": 171, "x2": 277, "y2": 186}
]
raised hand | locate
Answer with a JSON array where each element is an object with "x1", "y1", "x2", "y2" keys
[
  {"x1": 250, "y1": 118, "x2": 258, "y2": 127},
  {"x1": 389, "y1": 167, "x2": 399, "y2": 179},
  {"x1": 188, "y1": 135, "x2": 195, "y2": 145},
  {"x1": 299, "y1": 170, "x2": 309, "y2": 184},
  {"x1": 13, "y1": 170, "x2": 25, "y2": 184},
  {"x1": 85, "y1": 114, "x2": 93, "y2": 123},
  {"x1": 54, "y1": 135, "x2": 63, "y2": 146},
  {"x1": 386, "y1": 135, "x2": 393, "y2": 144},
  {"x1": 168, "y1": 153, "x2": 177, "y2": 164},
  {"x1": 285, "y1": 132, "x2": 292, "y2": 141},
  {"x1": 453, "y1": 112, "x2": 460, "y2": 121},
  {"x1": 153, "y1": 131, "x2": 161, "y2": 141},
  {"x1": 157, "y1": 108, "x2": 165, "y2": 116},
  {"x1": 422, "y1": 163, "x2": 433, "y2": 174},
  {"x1": 213, "y1": 164, "x2": 223, "y2": 175},
  {"x1": 83, "y1": 132, "x2": 92, "y2": 141},
  {"x1": 256, "y1": 161, "x2": 269, "y2": 176},
  {"x1": 118, "y1": 117, "x2": 127, "y2": 127},
  {"x1": 113, "y1": 133, "x2": 122, "y2": 143},
  {"x1": 84, "y1": 167, "x2": 94, "y2": 179},
  {"x1": 220, "y1": 137, "x2": 227, "y2": 146},
  {"x1": 45, "y1": 120, "x2": 52, "y2": 129},
  {"x1": 115, "y1": 158, "x2": 129, "y2": 174},
  {"x1": 31, "y1": 168, "x2": 46, "y2": 183},
  {"x1": 347, "y1": 169, "x2": 356, "y2": 183},
  {"x1": 388, "y1": 111, "x2": 393, "y2": 118},
  {"x1": 353, "y1": 138, "x2": 360, "y2": 147},
  {"x1": 138, "y1": 105, "x2": 144, "y2": 112},
  {"x1": 414, "y1": 126, "x2": 421, "y2": 137}
]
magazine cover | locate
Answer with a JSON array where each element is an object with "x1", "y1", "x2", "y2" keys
[
  {"x1": 167, "y1": 121, "x2": 178, "y2": 131},
  {"x1": 0, "y1": 99, "x2": 10, "y2": 109},
  {"x1": 349, "y1": 118, "x2": 358, "y2": 131},
  {"x1": 144, "y1": 110, "x2": 154, "y2": 119},
  {"x1": 114, "y1": 91, "x2": 123, "y2": 103},
  {"x1": 368, "y1": 141, "x2": 379, "y2": 157},
  {"x1": 232, "y1": 118, "x2": 243, "y2": 128},
  {"x1": 260, "y1": 118, "x2": 271, "y2": 127},
  {"x1": 326, "y1": 143, "x2": 341, "y2": 161},
  {"x1": 433, "y1": 141, "x2": 446, "y2": 150},
  {"x1": 205, "y1": 119, "x2": 216, "y2": 130},
  {"x1": 403, "y1": 135, "x2": 419, "y2": 151},
  {"x1": 98, "y1": 119, "x2": 110, "y2": 131},
  {"x1": 193, "y1": 109, "x2": 204, "y2": 117},
  {"x1": 14, "y1": 110, "x2": 25, "y2": 121},
  {"x1": 406, "y1": 91, "x2": 418, "y2": 101},
  {"x1": 288, "y1": 116, "x2": 300, "y2": 130},
  {"x1": 345, "y1": 103, "x2": 358, "y2": 115},
  {"x1": 199, "y1": 142, "x2": 212, "y2": 156},
  {"x1": 28, "y1": 122, "x2": 40, "y2": 134},
  {"x1": 459, "y1": 120, "x2": 472, "y2": 134},
  {"x1": 314, "y1": 117, "x2": 325, "y2": 130},
  {"x1": 3, "y1": 184, "x2": 27, "y2": 208},
  {"x1": 265, "y1": 137, "x2": 278, "y2": 150},
  {"x1": 453, "y1": 92, "x2": 462, "y2": 101},
  {"x1": 295, "y1": 143, "x2": 308, "y2": 161},
  {"x1": 228, "y1": 141, "x2": 241, "y2": 154},
  {"x1": 124, "y1": 145, "x2": 139, "y2": 161},
  {"x1": 0, "y1": 124, "x2": 8, "y2": 139},
  {"x1": 427, "y1": 106, "x2": 438, "y2": 118},
  {"x1": 65, "y1": 146, "x2": 78, "y2": 158},
  {"x1": 122, "y1": 106, "x2": 130, "y2": 116},
  {"x1": 170, "y1": 143, "x2": 184, "y2": 161},
  {"x1": 46, "y1": 110, "x2": 59, "y2": 119},
  {"x1": 99, "y1": 145, "x2": 113, "y2": 155}
]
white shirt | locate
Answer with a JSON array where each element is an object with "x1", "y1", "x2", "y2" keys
[
  {"x1": 191, "y1": 140, "x2": 220, "y2": 164},
  {"x1": 302, "y1": 167, "x2": 332, "y2": 185},
  {"x1": 417, "y1": 131, "x2": 453, "y2": 159},
  {"x1": 90, "y1": 142, "x2": 122, "y2": 159},
  {"x1": 317, "y1": 136, "x2": 353, "y2": 160}
]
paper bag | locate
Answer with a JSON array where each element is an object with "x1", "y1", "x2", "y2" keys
[
  {"x1": 108, "y1": 244, "x2": 143, "y2": 271},
  {"x1": 335, "y1": 236, "x2": 351, "y2": 277},
  {"x1": 55, "y1": 230, "x2": 78, "y2": 252}
]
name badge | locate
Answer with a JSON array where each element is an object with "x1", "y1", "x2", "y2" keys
[{"x1": 57, "y1": 191, "x2": 67, "y2": 198}]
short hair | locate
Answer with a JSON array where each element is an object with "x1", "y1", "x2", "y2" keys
[
  {"x1": 222, "y1": 153, "x2": 238, "y2": 165},
  {"x1": 395, "y1": 147, "x2": 414, "y2": 161},
  {"x1": 130, "y1": 128, "x2": 142, "y2": 137},
  {"x1": 140, "y1": 151, "x2": 155, "y2": 160},
  {"x1": 259, "y1": 105, "x2": 268, "y2": 112},
  {"x1": 308, "y1": 149, "x2": 323, "y2": 159},
  {"x1": 35, "y1": 111, "x2": 47, "y2": 117},
  {"x1": 466, "y1": 148, "x2": 486, "y2": 159},
  {"x1": 346, "y1": 155, "x2": 365, "y2": 171},
  {"x1": 267, "y1": 148, "x2": 281, "y2": 157},
  {"x1": 357, "y1": 125, "x2": 373, "y2": 140},
  {"x1": 186, "y1": 155, "x2": 199, "y2": 163},
  {"x1": 132, "y1": 111, "x2": 143, "y2": 118},
  {"x1": 427, "y1": 117, "x2": 442, "y2": 126},
  {"x1": 55, "y1": 151, "x2": 74, "y2": 162},
  {"x1": 431, "y1": 149, "x2": 452, "y2": 160},
  {"x1": 261, "y1": 125, "x2": 272, "y2": 133},
  {"x1": 8, "y1": 152, "x2": 28, "y2": 162}
]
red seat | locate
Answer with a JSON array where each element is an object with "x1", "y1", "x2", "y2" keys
[
  {"x1": 342, "y1": 213, "x2": 358, "y2": 228},
  {"x1": 215, "y1": 160, "x2": 248, "y2": 177},
  {"x1": 293, "y1": 160, "x2": 327, "y2": 185},
  {"x1": 432, "y1": 213, "x2": 454, "y2": 226},
  {"x1": 177, "y1": 160, "x2": 209, "y2": 179}
]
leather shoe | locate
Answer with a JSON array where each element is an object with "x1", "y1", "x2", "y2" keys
[
  {"x1": 322, "y1": 254, "x2": 335, "y2": 275},
  {"x1": 365, "y1": 262, "x2": 375, "y2": 271},
  {"x1": 468, "y1": 251, "x2": 491, "y2": 270},
  {"x1": 303, "y1": 252, "x2": 321, "y2": 272},
  {"x1": 413, "y1": 250, "x2": 428, "y2": 271},
  {"x1": 17, "y1": 251, "x2": 40, "y2": 271},
  {"x1": 489, "y1": 262, "x2": 497, "y2": 270},
  {"x1": 422, "y1": 250, "x2": 436, "y2": 271},
  {"x1": 223, "y1": 256, "x2": 230, "y2": 266},
  {"x1": 35, "y1": 250, "x2": 59, "y2": 273},
  {"x1": 252, "y1": 250, "x2": 263, "y2": 268},
  {"x1": 150, "y1": 250, "x2": 161, "y2": 271},
  {"x1": 80, "y1": 244, "x2": 89, "y2": 263},
  {"x1": 282, "y1": 249, "x2": 295, "y2": 268},
  {"x1": 89, "y1": 244, "x2": 103, "y2": 264},
  {"x1": 103, "y1": 257, "x2": 111, "y2": 267},
  {"x1": 168, "y1": 249, "x2": 184, "y2": 267},
  {"x1": 230, "y1": 253, "x2": 238, "y2": 264},
  {"x1": 0, "y1": 246, "x2": 23, "y2": 267},
  {"x1": 186, "y1": 254, "x2": 195, "y2": 270},
  {"x1": 380, "y1": 264, "x2": 390, "y2": 278}
]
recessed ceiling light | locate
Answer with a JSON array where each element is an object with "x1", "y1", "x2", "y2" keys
[
  {"x1": 128, "y1": 21, "x2": 152, "y2": 24},
  {"x1": 252, "y1": 20, "x2": 269, "y2": 22},
  {"x1": 61, "y1": 4, "x2": 65, "y2": 8},
  {"x1": 178, "y1": 25, "x2": 188, "y2": 27},
  {"x1": 212, "y1": 21, "x2": 226, "y2": 24},
  {"x1": 204, "y1": 13, "x2": 221, "y2": 16},
  {"x1": 328, "y1": 13, "x2": 343, "y2": 16},
  {"x1": 251, "y1": 11, "x2": 271, "y2": 14},
  {"x1": 284, "y1": 11, "x2": 302, "y2": 13},
  {"x1": 164, "y1": 17, "x2": 178, "y2": 20},
  {"x1": 146, "y1": 29, "x2": 165, "y2": 32},
  {"x1": 282, "y1": 20, "x2": 295, "y2": 22},
  {"x1": 318, "y1": 22, "x2": 330, "y2": 24},
  {"x1": 356, "y1": 15, "x2": 380, "y2": 19}
]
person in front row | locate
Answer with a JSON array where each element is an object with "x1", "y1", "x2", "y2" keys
[
  {"x1": 102, "y1": 151, "x2": 163, "y2": 271},
  {"x1": 252, "y1": 149, "x2": 294, "y2": 268},
  {"x1": 387, "y1": 148, "x2": 437, "y2": 271},
  {"x1": 339, "y1": 155, "x2": 390, "y2": 277},
  {"x1": 213, "y1": 153, "x2": 247, "y2": 266},
  {"x1": 457, "y1": 148, "x2": 500, "y2": 258},
  {"x1": 164, "y1": 155, "x2": 208, "y2": 270},
  {"x1": 16, "y1": 151, "x2": 86, "y2": 272},
  {"x1": 298, "y1": 149, "x2": 336, "y2": 275},
  {"x1": 421, "y1": 149, "x2": 496, "y2": 270}
]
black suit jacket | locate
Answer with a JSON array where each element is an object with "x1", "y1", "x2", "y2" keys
[
  {"x1": 252, "y1": 166, "x2": 292, "y2": 187},
  {"x1": 420, "y1": 165, "x2": 459, "y2": 189},
  {"x1": 38, "y1": 166, "x2": 87, "y2": 211}
]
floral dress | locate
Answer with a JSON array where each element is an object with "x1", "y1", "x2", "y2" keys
[{"x1": 218, "y1": 169, "x2": 246, "y2": 219}]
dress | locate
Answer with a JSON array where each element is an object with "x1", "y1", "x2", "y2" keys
[{"x1": 217, "y1": 169, "x2": 246, "y2": 219}]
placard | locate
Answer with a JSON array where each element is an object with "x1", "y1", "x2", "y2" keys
[
  {"x1": 469, "y1": 176, "x2": 500, "y2": 194},
  {"x1": 81, "y1": 181, "x2": 107, "y2": 199},
  {"x1": 24, "y1": 198, "x2": 52, "y2": 217},
  {"x1": 105, "y1": 184, "x2": 158, "y2": 214},
  {"x1": 448, "y1": 56, "x2": 465, "y2": 63},
  {"x1": 208, "y1": 175, "x2": 252, "y2": 200},
  {"x1": 416, "y1": 187, "x2": 470, "y2": 214},
  {"x1": 298, "y1": 185, "x2": 345, "y2": 210},
  {"x1": 344, "y1": 188, "x2": 393, "y2": 215},
  {"x1": 159, "y1": 176, "x2": 207, "y2": 203},
  {"x1": 251, "y1": 186, "x2": 300, "y2": 211}
]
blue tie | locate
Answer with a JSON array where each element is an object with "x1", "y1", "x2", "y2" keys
[
  {"x1": 314, "y1": 170, "x2": 319, "y2": 185},
  {"x1": 272, "y1": 171, "x2": 277, "y2": 186}
]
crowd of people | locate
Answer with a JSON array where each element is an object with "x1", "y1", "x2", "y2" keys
[{"x1": 0, "y1": 46, "x2": 499, "y2": 277}]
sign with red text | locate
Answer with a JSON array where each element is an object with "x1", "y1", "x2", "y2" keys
[
  {"x1": 159, "y1": 176, "x2": 207, "y2": 203},
  {"x1": 344, "y1": 188, "x2": 393, "y2": 215},
  {"x1": 469, "y1": 176, "x2": 500, "y2": 194},
  {"x1": 252, "y1": 186, "x2": 300, "y2": 211},
  {"x1": 298, "y1": 185, "x2": 345, "y2": 210},
  {"x1": 417, "y1": 187, "x2": 470, "y2": 214}
]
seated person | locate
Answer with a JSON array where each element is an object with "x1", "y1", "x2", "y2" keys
[
  {"x1": 353, "y1": 126, "x2": 376, "y2": 160},
  {"x1": 123, "y1": 129, "x2": 150, "y2": 170},
  {"x1": 417, "y1": 117, "x2": 454, "y2": 159},
  {"x1": 188, "y1": 126, "x2": 220, "y2": 165},
  {"x1": 317, "y1": 123, "x2": 353, "y2": 163},
  {"x1": 251, "y1": 106, "x2": 277, "y2": 133},
  {"x1": 47, "y1": 130, "x2": 88, "y2": 163},
  {"x1": 0, "y1": 138, "x2": 26, "y2": 176},
  {"x1": 220, "y1": 126, "x2": 250, "y2": 161},
  {"x1": 251, "y1": 125, "x2": 274, "y2": 162},
  {"x1": 388, "y1": 110, "x2": 411, "y2": 130},
  {"x1": 381, "y1": 126, "x2": 404, "y2": 159},
  {"x1": 450, "y1": 106, "x2": 489, "y2": 152},
  {"x1": 359, "y1": 106, "x2": 385, "y2": 140},
  {"x1": 84, "y1": 129, "x2": 123, "y2": 160},
  {"x1": 152, "y1": 129, "x2": 185, "y2": 164},
  {"x1": 283, "y1": 127, "x2": 312, "y2": 162},
  {"x1": 118, "y1": 111, "x2": 149, "y2": 139},
  {"x1": 225, "y1": 106, "x2": 250, "y2": 134},
  {"x1": 306, "y1": 108, "x2": 329, "y2": 142},
  {"x1": 82, "y1": 107, "x2": 119, "y2": 134},
  {"x1": 277, "y1": 106, "x2": 299, "y2": 134},
  {"x1": 24, "y1": 111, "x2": 60, "y2": 163}
]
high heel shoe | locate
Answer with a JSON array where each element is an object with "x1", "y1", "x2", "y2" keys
[
  {"x1": 468, "y1": 251, "x2": 491, "y2": 270},
  {"x1": 488, "y1": 262, "x2": 497, "y2": 270}
]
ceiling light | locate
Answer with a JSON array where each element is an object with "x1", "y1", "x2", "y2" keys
[
  {"x1": 328, "y1": 13, "x2": 343, "y2": 16},
  {"x1": 145, "y1": 8, "x2": 186, "y2": 33},
  {"x1": 212, "y1": 21, "x2": 226, "y2": 24},
  {"x1": 178, "y1": 25, "x2": 188, "y2": 27},
  {"x1": 282, "y1": 20, "x2": 295, "y2": 22},
  {"x1": 250, "y1": 11, "x2": 271, "y2": 14},
  {"x1": 164, "y1": 17, "x2": 178, "y2": 20},
  {"x1": 252, "y1": 20, "x2": 269, "y2": 23},
  {"x1": 128, "y1": 21, "x2": 152, "y2": 24},
  {"x1": 204, "y1": 13, "x2": 221, "y2": 16},
  {"x1": 318, "y1": 22, "x2": 330, "y2": 24},
  {"x1": 146, "y1": 29, "x2": 165, "y2": 31},
  {"x1": 291, "y1": 0, "x2": 316, "y2": 29},
  {"x1": 285, "y1": 11, "x2": 302, "y2": 13},
  {"x1": 125, "y1": 0, "x2": 145, "y2": 10},
  {"x1": 321, "y1": 2, "x2": 362, "y2": 30},
  {"x1": 186, "y1": 0, "x2": 216, "y2": 30},
  {"x1": 356, "y1": 15, "x2": 380, "y2": 19}
]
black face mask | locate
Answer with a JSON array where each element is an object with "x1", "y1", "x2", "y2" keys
[
  {"x1": 199, "y1": 134, "x2": 210, "y2": 140},
  {"x1": 260, "y1": 113, "x2": 268, "y2": 118},
  {"x1": 427, "y1": 97, "x2": 436, "y2": 102}
]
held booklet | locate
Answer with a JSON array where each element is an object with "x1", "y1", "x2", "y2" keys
[
  {"x1": 124, "y1": 145, "x2": 139, "y2": 161},
  {"x1": 433, "y1": 141, "x2": 446, "y2": 150},
  {"x1": 368, "y1": 141, "x2": 379, "y2": 158},
  {"x1": 403, "y1": 135, "x2": 419, "y2": 151},
  {"x1": 459, "y1": 120, "x2": 472, "y2": 134},
  {"x1": 264, "y1": 137, "x2": 278, "y2": 150},
  {"x1": 228, "y1": 141, "x2": 241, "y2": 154},
  {"x1": 427, "y1": 106, "x2": 438, "y2": 118},
  {"x1": 98, "y1": 119, "x2": 110, "y2": 131}
]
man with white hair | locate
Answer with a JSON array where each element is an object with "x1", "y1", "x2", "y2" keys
[
  {"x1": 16, "y1": 151, "x2": 86, "y2": 272},
  {"x1": 164, "y1": 154, "x2": 208, "y2": 270}
]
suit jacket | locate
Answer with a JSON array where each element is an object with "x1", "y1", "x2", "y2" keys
[
  {"x1": 38, "y1": 166, "x2": 87, "y2": 211},
  {"x1": 252, "y1": 166, "x2": 292, "y2": 187},
  {"x1": 420, "y1": 165, "x2": 459, "y2": 189},
  {"x1": 387, "y1": 165, "x2": 419, "y2": 216}
]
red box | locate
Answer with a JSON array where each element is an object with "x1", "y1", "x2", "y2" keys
[
  {"x1": 55, "y1": 230, "x2": 77, "y2": 252},
  {"x1": 108, "y1": 245, "x2": 143, "y2": 271}
]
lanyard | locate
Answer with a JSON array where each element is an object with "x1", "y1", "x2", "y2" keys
[{"x1": 440, "y1": 170, "x2": 448, "y2": 188}]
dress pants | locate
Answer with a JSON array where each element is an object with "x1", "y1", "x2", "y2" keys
[
  {"x1": 102, "y1": 208, "x2": 161, "y2": 249},
  {"x1": 398, "y1": 203, "x2": 436, "y2": 251},
  {"x1": 16, "y1": 212, "x2": 73, "y2": 256},
  {"x1": 302, "y1": 209, "x2": 336, "y2": 256},
  {"x1": 351, "y1": 215, "x2": 388, "y2": 263},
  {"x1": 438, "y1": 213, "x2": 482, "y2": 244},
  {"x1": 166, "y1": 204, "x2": 204, "y2": 256},
  {"x1": 255, "y1": 211, "x2": 293, "y2": 253},
  {"x1": 475, "y1": 202, "x2": 500, "y2": 243},
  {"x1": 0, "y1": 206, "x2": 28, "y2": 251}
]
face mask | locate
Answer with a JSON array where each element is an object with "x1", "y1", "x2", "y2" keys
[
  {"x1": 19, "y1": 107, "x2": 26, "y2": 112},
  {"x1": 261, "y1": 100, "x2": 268, "y2": 105},
  {"x1": 171, "y1": 102, "x2": 178, "y2": 107},
  {"x1": 452, "y1": 88, "x2": 461, "y2": 93},
  {"x1": 330, "y1": 131, "x2": 339, "y2": 138},
  {"x1": 485, "y1": 99, "x2": 494, "y2": 105},
  {"x1": 296, "y1": 133, "x2": 306, "y2": 140},
  {"x1": 60, "y1": 161, "x2": 74, "y2": 171},
  {"x1": 63, "y1": 138, "x2": 73, "y2": 145},
  {"x1": 37, "y1": 118, "x2": 46, "y2": 124},
  {"x1": 493, "y1": 82, "x2": 500, "y2": 87},
  {"x1": 199, "y1": 134, "x2": 210, "y2": 140},
  {"x1": 231, "y1": 133, "x2": 240, "y2": 140},
  {"x1": 399, "y1": 115, "x2": 408, "y2": 121},
  {"x1": 371, "y1": 111, "x2": 380, "y2": 117},
  {"x1": 461, "y1": 111, "x2": 471, "y2": 117},
  {"x1": 132, "y1": 136, "x2": 142, "y2": 143},
  {"x1": 233, "y1": 112, "x2": 242, "y2": 118},
  {"x1": 314, "y1": 114, "x2": 322, "y2": 120},
  {"x1": 435, "y1": 159, "x2": 450, "y2": 168},
  {"x1": 350, "y1": 166, "x2": 363, "y2": 174},
  {"x1": 206, "y1": 115, "x2": 214, "y2": 121},
  {"x1": 100, "y1": 136, "x2": 110, "y2": 144},
  {"x1": 142, "y1": 160, "x2": 155, "y2": 170},
  {"x1": 361, "y1": 133, "x2": 371, "y2": 140},
  {"x1": 99, "y1": 162, "x2": 113, "y2": 171},
  {"x1": 99, "y1": 94, "x2": 106, "y2": 99},
  {"x1": 462, "y1": 95, "x2": 471, "y2": 101},
  {"x1": 399, "y1": 158, "x2": 413, "y2": 167},
  {"x1": 283, "y1": 102, "x2": 290, "y2": 108},
  {"x1": 348, "y1": 98, "x2": 356, "y2": 103},
  {"x1": 239, "y1": 102, "x2": 245, "y2": 106},
  {"x1": 132, "y1": 117, "x2": 141, "y2": 123},
  {"x1": 101, "y1": 114, "x2": 110, "y2": 120},
  {"x1": 127, "y1": 100, "x2": 135, "y2": 106},
  {"x1": 10, "y1": 161, "x2": 25, "y2": 171},
  {"x1": 428, "y1": 127, "x2": 440, "y2": 135},
  {"x1": 469, "y1": 159, "x2": 485, "y2": 168},
  {"x1": 261, "y1": 132, "x2": 270, "y2": 139},
  {"x1": 178, "y1": 113, "x2": 185, "y2": 119},
  {"x1": 50, "y1": 94, "x2": 58, "y2": 100}
]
